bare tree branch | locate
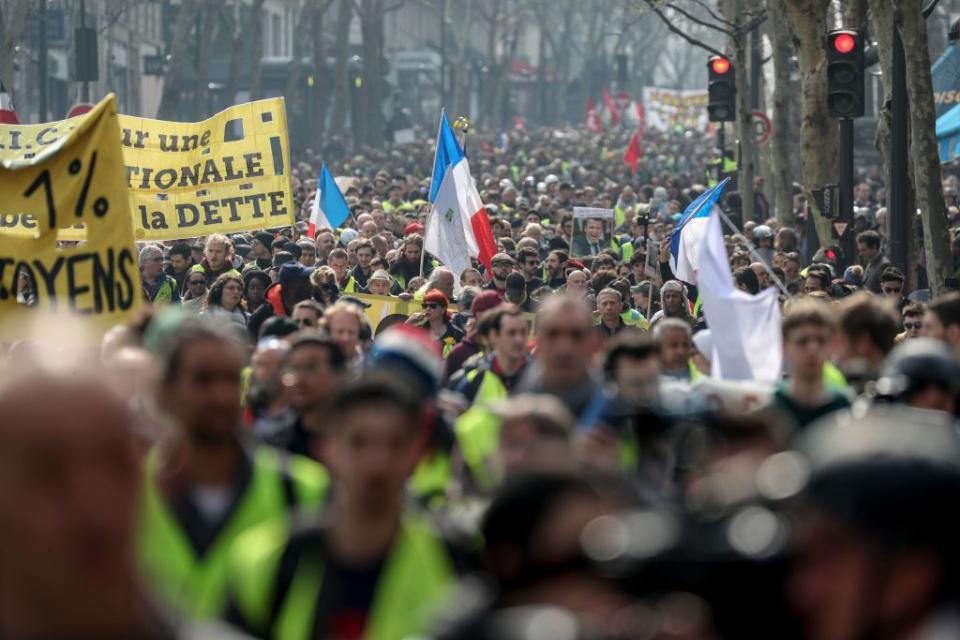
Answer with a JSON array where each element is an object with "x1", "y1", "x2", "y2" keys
[
  {"x1": 685, "y1": 0, "x2": 736, "y2": 27},
  {"x1": 652, "y1": 0, "x2": 734, "y2": 36},
  {"x1": 384, "y1": 0, "x2": 406, "y2": 13},
  {"x1": 641, "y1": 0, "x2": 728, "y2": 56}
]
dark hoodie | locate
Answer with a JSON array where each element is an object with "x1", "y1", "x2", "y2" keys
[{"x1": 247, "y1": 281, "x2": 287, "y2": 340}]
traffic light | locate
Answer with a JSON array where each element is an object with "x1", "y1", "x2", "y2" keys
[
  {"x1": 827, "y1": 29, "x2": 864, "y2": 118},
  {"x1": 707, "y1": 55, "x2": 736, "y2": 122}
]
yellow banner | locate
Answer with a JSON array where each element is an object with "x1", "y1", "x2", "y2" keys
[
  {"x1": 0, "y1": 94, "x2": 143, "y2": 337},
  {"x1": 0, "y1": 98, "x2": 293, "y2": 241}
]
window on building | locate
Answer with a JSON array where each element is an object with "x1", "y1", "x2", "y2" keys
[{"x1": 272, "y1": 13, "x2": 282, "y2": 57}]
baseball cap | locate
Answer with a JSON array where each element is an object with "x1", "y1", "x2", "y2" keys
[
  {"x1": 491, "y1": 252, "x2": 515, "y2": 266},
  {"x1": 278, "y1": 262, "x2": 315, "y2": 285},
  {"x1": 404, "y1": 222, "x2": 424, "y2": 236}
]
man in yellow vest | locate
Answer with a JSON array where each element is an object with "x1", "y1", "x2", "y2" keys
[
  {"x1": 136, "y1": 322, "x2": 328, "y2": 620},
  {"x1": 225, "y1": 377, "x2": 458, "y2": 639},
  {"x1": 453, "y1": 306, "x2": 531, "y2": 492}
]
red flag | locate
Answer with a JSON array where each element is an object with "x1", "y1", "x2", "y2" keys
[
  {"x1": 623, "y1": 131, "x2": 642, "y2": 174},
  {"x1": 0, "y1": 81, "x2": 20, "y2": 125},
  {"x1": 635, "y1": 101, "x2": 646, "y2": 136},
  {"x1": 585, "y1": 98, "x2": 603, "y2": 134},
  {"x1": 602, "y1": 87, "x2": 621, "y2": 127}
]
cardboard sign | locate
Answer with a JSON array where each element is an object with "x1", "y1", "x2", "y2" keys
[
  {"x1": 0, "y1": 98, "x2": 293, "y2": 241},
  {"x1": 0, "y1": 94, "x2": 142, "y2": 337}
]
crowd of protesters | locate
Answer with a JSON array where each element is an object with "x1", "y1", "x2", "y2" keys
[{"x1": 4, "y1": 124, "x2": 960, "y2": 639}]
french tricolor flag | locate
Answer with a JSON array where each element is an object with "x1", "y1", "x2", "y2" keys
[
  {"x1": 424, "y1": 112, "x2": 496, "y2": 278},
  {"x1": 0, "y1": 81, "x2": 20, "y2": 125}
]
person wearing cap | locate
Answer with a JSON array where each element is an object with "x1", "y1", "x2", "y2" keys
[
  {"x1": 407, "y1": 289, "x2": 464, "y2": 358},
  {"x1": 367, "y1": 269, "x2": 395, "y2": 296},
  {"x1": 504, "y1": 272, "x2": 537, "y2": 313},
  {"x1": 181, "y1": 265, "x2": 209, "y2": 314},
  {"x1": 247, "y1": 262, "x2": 316, "y2": 341},
  {"x1": 250, "y1": 232, "x2": 275, "y2": 270},
  {"x1": 484, "y1": 253, "x2": 515, "y2": 300},
  {"x1": 649, "y1": 280, "x2": 692, "y2": 327}
]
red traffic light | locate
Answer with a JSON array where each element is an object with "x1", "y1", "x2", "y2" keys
[
  {"x1": 833, "y1": 33, "x2": 856, "y2": 54},
  {"x1": 710, "y1": 57, "x2": 731, "y2": 74}
]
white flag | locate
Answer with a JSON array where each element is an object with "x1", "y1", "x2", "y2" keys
[
  {"x1": 699, "y1": 209, "x2": 783, "y2": 383},
  {"x1": 424, "y1": 161, "x2": 477, "y2": 281}
]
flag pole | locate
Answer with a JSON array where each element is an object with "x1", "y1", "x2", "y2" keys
[{"x1": 716, "y1": 208, "x2": 790, "y2": 297}]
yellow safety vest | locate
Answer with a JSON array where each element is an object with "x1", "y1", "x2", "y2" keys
[
  {"x1": 454, "y1": 368, "x2": 510, "y2": 491},
  {"x1": 228, "y1": 513, "x2": 455, "y2": 640},
  {"x1": 136, "y1": 446, "x2": 328, "y2": 619}
]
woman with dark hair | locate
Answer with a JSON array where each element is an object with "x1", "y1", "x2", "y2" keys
[
  {"x1": 201, "y1": 271, "x2": 248, "y2": 331},
  {"x1": 243, "y1": 269, "x2": 272, "y2": 311},
  {"x1": 407, "y1": 289, "x2": 464, "y2": 357}
]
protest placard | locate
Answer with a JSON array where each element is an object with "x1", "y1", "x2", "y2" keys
[
  {"x1": 571, "y1": 207, "x2": 614, "y2": 257},
  {"x1": 641, "y1": 87, "x2": 710, "y2": 133},
  {"x1": 0, "y1": 94, "x2": 142, "y2": 337},
  {"x1": 0, "y1": 98, "x2": 293, "y2": 241}
]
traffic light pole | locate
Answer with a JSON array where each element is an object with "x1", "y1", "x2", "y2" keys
[
  {"x1": 889, "y1": 26, "x2": 909, "y2": 274},
  {"x1": 717, "y1": 122, "x2": 726, "y2": 181},
  {"x1": 839, "y1": 118, "x2": 855, "y2": 266}
]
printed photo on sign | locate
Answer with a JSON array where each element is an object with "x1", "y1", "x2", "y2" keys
[
  {"x1": 0, "y1": 98, "x2": 293, "y2": 242},
  {"x1": 571, "y1": 207, "x2": 613, "y2": 258},
  {"x1": 0, "y1": 94, "x2": 143, "y2": 339}
]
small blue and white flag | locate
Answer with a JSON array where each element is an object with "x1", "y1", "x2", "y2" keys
[
  {"x1": 308, "y1": 163, "x2": 350, "y2": 237},
  {"x1": 668, "y1": 178, "x2": 730, "y2": 284}
]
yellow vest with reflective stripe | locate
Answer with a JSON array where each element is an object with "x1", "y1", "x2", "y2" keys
[
  {"x1": 136, "y1": 447, "x2": 328, "y2": 620},
  {"x1": 229, "y1": 513, "x2": 455, "y2": 640}
]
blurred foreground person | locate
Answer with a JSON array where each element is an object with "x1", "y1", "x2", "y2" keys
[
  {"x1": 791, "y1": 412, "x2": 960, "y2": 640},
  {"x1": 0, "y1": 372, "x2": 166, "y2": 638},
  {"x1": 226, "y1": 378, "x2": 459, "y2": 638},
  {"x1": 432, "y1": 473, "x2": 638, "y2": 640},
  {"x1": 136, "y1": 322, "x2": 327, "y2": 620}
]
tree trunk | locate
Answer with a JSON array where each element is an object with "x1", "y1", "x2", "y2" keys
[
  {"x1": 311, "y1": 0, "x2": 333, "y2": 138},
  {"x1": 329, "y1": 0, "x2": 352, "y2": 136},
  {"x1": 226, "y1": 0, "x2": 265, "y2": 104},
  {"x1": 723, "y1": 0, "x2": 755, "y2": 223},
  {"x1": 868, "y1": 0, "x2": 918, "y2": 287},
  {"x1": 897, "y1": 0, "x2": 952, "y2": 295},
  {"x1": 248, "y1": 1, "x2": 265, "y2": 101},
  {"x1": 193, "y1": 0, "x2": 217, "y2": 119},
  {"x1": 450, "y1": 0, "x2": 474, "y2": 117},
  {"x1": 355, "y1": 0, "x2": 386, "y2": 147},
  {"x1": 785, "y1": 0, "x2": 837, "y2": 248},
  {"x1": 768, "y1": 0, "x2": 795, "y2": 224},
  {"x1": 158, "y1": 0, "x2": 199, "y2": 120},
  {"x1": 285, "y1": 0, "x2": 310, "y2": 125},
  {"x1": 0, "y1": 0, "x2": 32, "y2": 96}
]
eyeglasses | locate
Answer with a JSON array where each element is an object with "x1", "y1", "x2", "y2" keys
[
  {"x1": 904, "y1": 321, "x2": 923, "y2": 330},
  {"x1": 189, "y1": 279, "x2": 207, "y2": 287},
  {"x1": 296, "y1": 318, "x2": 314, "y2": 327},
  {"x1": 423, "y1": 303, "x2": 442, "y2": 310},
  {"x1": 882, "y1": 286, "x2": 902, "y2": 295}
]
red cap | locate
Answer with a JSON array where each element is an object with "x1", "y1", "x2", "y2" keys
[
  {"x1": 471, "y1": 290, "x2": 502, "y2": 316},
  {"x1": 567, "y1": 259, "x2": 585, "y2": 270},
  {"x1": 404, "y1": 222, "x2": 424, "y2": 236}
]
